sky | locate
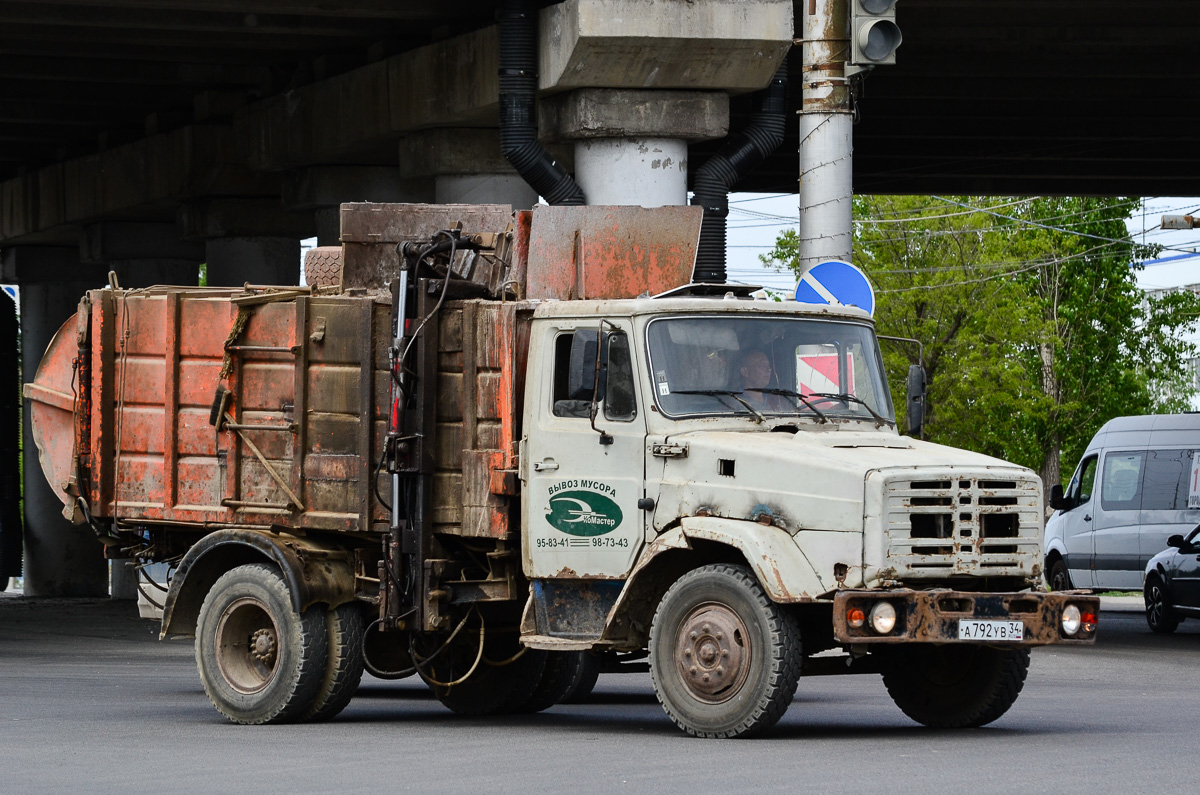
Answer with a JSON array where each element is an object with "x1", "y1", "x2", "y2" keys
[{"x1": 725, "y1": 193, "x2": 1200, "y2": 298}]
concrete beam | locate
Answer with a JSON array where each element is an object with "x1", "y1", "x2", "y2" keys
[
  {"x1": 282, "y1": 166, "x2": 424, "y2": 210},
  {"x1": 80, "y1": 221, "x2": 204, "y2": 263},
  {"x1": 1, "y1": 245, "x2": 106, "y2": 285},
  {"x1": 539, "y1": 90, "x2": 729, "y2": 143},
  {"x1": 0, "y1": 125, "x2": 281, "y2": 246},
  {"x1": 539, "y1": 0, "x2": 793, "y2": 94}
]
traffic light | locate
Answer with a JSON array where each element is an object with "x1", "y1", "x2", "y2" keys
[{"x1": 850, "y1": 0, "x2": 902, "y2": 66}]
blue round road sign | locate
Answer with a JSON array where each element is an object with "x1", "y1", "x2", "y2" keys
[{"x1": 794, "y1": 260, "x2": 875, "y2": 315}]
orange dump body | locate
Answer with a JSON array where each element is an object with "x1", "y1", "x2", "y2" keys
[{"x1": 27, "y1": 288, "x2": 393, "y2": 536}]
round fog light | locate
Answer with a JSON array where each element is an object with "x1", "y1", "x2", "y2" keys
[
  {"x1": 1061, "y1": 604, "x2": 1081, "y2": 636},
  {"x1": 869, "y1": 601, "x2": 897, "y2": 634},
  {"x1": 847, "y1": 607, "x2": 866, "y2": 629}
]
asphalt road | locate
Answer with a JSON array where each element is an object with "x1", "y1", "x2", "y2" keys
[{"x1": 1, "y1": 597, "x2": 1196, "y2": 794}]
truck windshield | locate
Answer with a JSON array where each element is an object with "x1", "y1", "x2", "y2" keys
[{"x1": 646, "y1": 315, "x2": 895, "y2": 424}]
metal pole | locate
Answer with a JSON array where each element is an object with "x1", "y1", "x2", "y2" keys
[{"x1": 798, "y1": 0, "x2": 854, "y2": 274}]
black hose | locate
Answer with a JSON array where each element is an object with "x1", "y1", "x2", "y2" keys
[
  {"x1": 498, "y1": 0, "x2": 586, "y2": 206},
  {"x1": 690, "y1": 57, "x2": 789, "y2": 283}
]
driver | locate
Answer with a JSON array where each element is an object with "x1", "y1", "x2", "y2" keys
[{"x1": 738, "y1": 350, "x2": 788, "y2": 411}]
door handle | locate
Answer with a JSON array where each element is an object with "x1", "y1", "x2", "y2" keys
[
  {"x1": 533, "y1": 459, "x2": 559, "y2": 472},
  {"x1": 1084, "y1": 514, "x2": 1092, "y2": 522}
]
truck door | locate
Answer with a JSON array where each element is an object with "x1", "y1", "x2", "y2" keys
[{"x1": 524, "y1": 321, "x2": 646, "y2": 579}]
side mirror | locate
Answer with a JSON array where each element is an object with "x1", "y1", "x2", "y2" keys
[
  {"x1": 1048, "y1": 484, "x2": 1068, "y2": 511},
  {"x1": 1168, "y1": 534, "x2": 1185, "y2": 549},
  {"x1": 906, "y1": 364, "x2": 926, "y2": 438}
]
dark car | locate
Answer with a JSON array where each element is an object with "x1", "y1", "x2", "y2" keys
[{"x1": 1144, "y1": 524, "x2": 1200, "y2": 633}]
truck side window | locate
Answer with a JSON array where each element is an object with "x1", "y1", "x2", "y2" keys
[
  {"x1": 551, "y1": 332, "x2": 592, "y2": 419},
  {"x1": 1069, "y1": 455, "x2": 1098, "y2": 504},
  {"x1": 604, "y1": 332, "x2": 636, "y2": 422},
  {"x1": 1100, "y1": 451, "x2": 1145, "y2": 511}
]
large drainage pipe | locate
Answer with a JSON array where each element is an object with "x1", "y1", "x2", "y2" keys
[
  {"x1": 691, "y1": 57, "x2": 789, "y2": 284},
  {"x1": 498, "y1": 0, "x2": 585, "y2": 206}
]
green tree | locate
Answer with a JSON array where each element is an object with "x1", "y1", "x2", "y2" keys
[{"x1": 761, "y1": 196, "x2": 1200, "y2": 491}]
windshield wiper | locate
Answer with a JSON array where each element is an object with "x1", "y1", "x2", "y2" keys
[
  {"x1": 754, "y1": 388, "x2": 829, "y2": 424},
  {"x1": 673, "y1": 389, "x2": 766, "y2": 423},
  {"x1": 805, "y1": 392, "x2": 889, "y2": 428}
]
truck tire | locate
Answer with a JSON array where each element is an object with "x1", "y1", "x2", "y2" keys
[
  {"x1": 558, "y1": 651, "x2": 602, "y2": 704},
  {"x1": 1047, "y1": 559, "x2": 1072, "y2": 591},
  {"x1": 303, "y1": 602, "x2": 367, "y2": 721},
  {"x1": 511, "y1": 650, "x2": 578, "y2": 713},
  {"x1": 880, "y1": 644, "x2": 1030, "y2": 728},
  {"x1": 1144, "y1": 575, "x2": 1179, "y2": 634},
  {"x1": 196, "y1": 563, "x2": 329, "y2": 725},
  {"x1": 649, "y1": 563, "x2": 802, "y2": 738},
  {"x1": 421, "y1": 635, "x2": 547, "y2": 717}
]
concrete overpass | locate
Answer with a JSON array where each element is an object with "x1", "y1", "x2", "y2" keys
[{"x1": 2, "y1": 0, "x2": 1197, "y2": 595}]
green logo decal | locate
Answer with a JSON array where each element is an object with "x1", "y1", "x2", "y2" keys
[{"x1": 545, "y1": 490, "x2": 624, "y2": 536}]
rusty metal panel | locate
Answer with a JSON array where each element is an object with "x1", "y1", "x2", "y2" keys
[
  {"x1": 338, "y1": 202, "x2": 514, "y2": 290},
  {"x1": 832, "y1": 589, "x2": 1100, "y2": 646},
  {"x1": 430, "y1": 299, "x2": 531, "y2": 539},
  {"x1": 525, "y1": 205, "x2": 701, "y2": 300}
]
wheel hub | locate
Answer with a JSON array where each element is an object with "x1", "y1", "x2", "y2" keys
[
  {"x1": 250, "y1": 628, "x2": 277, "y2": 665},
  {"x1": 674, "y1": 603, "x2": 750, "y2": 703},
  {"x1": 214, "y1": 596, "x2": 280, "y2": 694}
]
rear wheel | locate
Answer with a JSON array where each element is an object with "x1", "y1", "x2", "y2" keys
[
  {"x1": 1145, "y1": 575, "x2": 1179, "y2": 634},
  {"x1": 880, "y1": 645, "x2": 1030, "y2": 728},
  {"x1": 304, "y1": 602, "x2": 367, "y2": 721},
  {"x1": 195, "y1": 564, "x2": 328, "y2": 725},
  {"x1": 649, "y1": 563, "x2": 802, "y2": 738},
  {"x1": 559, "y1": 651, "x2": 602, "y2": 704},
  {"x1": 1047, "y1": 559, "x2": 1072, "y2": 591},
  {"x1": 417, "y1": 622, "x2": 547, "y2": 716}
]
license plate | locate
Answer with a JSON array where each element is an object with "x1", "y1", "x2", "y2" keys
[{"x1": 957, "y1": 619, "x2": 1024, "y2": 641}]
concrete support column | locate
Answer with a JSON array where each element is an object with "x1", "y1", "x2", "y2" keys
[
  {"x1": 204, "y1": 237, "x2": 300, "y2": 287},
  {"x1": 573, "y1": 138, "x2": 689, "y2": 207},
  {"x1": 2, "y1": 248, "x2": 108, "y2": 597},
  {"x1": 284, "y1": 167, "x2": 432, "y2": 248},
  {"x1": 539, "y1": 89, "x2": 728, "y2": 207},
  {"x1": 399, "y1": 129, "x2": 538, "y2": 210},
  {"x1": 81, "y1": 222, "x2": 204, "y2": 288},
  {"x1": 180, "y1": 199, "x2": 314, "y2": 287}
]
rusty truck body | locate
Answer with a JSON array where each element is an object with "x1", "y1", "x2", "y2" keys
[{"x1": 25, "y1": 203, "x2": 1098, "y2": 737}]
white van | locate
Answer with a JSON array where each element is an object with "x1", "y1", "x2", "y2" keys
[{"x1": 1045, "y1": 414, "x2": 1200, "y2": 591}]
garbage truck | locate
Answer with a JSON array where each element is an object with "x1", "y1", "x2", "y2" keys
[{"x1": 24, "y1": 202, "x2": 1098, "y2": 738}]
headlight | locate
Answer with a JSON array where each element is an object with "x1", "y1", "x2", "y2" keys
[
  {"x1": 869, "y1": 601, "x2": 897, "y2": 634},
  {"x1": 1061, "y1": 604, "x2": 1081, "y2": 636}
]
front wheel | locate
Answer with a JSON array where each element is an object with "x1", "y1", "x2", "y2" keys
[
  {"x1": 649, "y1": 563, "x2": 802, "y2": 738},
  {"x1": 195, "y1": 563, "x2": 329, "y2": 724},
  {"x1": 1145, "y1": 576, "x2": 1179, "y2": 634},
  {"x1": 880, "y1": 644, "x2": 1030, "y2": 728}
]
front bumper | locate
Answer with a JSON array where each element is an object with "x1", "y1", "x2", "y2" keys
[{"x1": 832, "y1": 588, "x2": 1099, "y2": 646}]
